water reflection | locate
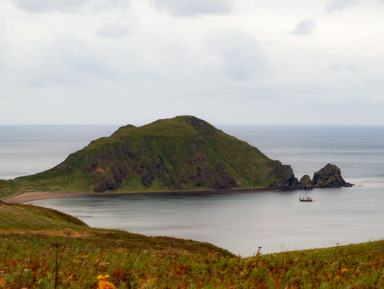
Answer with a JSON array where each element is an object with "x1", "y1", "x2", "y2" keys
[{"x1": 29, "y1": 186, "x2": 384, "y2": 257}]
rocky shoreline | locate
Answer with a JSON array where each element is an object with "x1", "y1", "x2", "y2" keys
[
  {"x1": 273, "y1": 163, "x2": 353, "y2": 190},
  {"x1": 2, "y1": 161, "x2": 352, "y2": 204}
]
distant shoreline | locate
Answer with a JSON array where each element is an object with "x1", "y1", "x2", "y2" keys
[
  {"x1": 2, "y1": 191, "x2": 93, "y2": 204},
  {"x1": 3, "y1": 187, "x2": 282, "y2": 204}
]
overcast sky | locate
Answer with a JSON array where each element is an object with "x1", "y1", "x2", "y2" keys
[{"x1": 1, "y1": 0, "x2": 384, "y2": 125}]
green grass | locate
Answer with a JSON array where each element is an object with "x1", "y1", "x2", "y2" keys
[
  {"x1": 1, "y1": 202, "x2": 384, "y2": 288},
  {"x1": 1, "y1": 116, "x2": 287, "y2": 198},
  {"x1": 0, "y1": 180, "x2": 11, "y2": 199},
  {"x1": 1, "y1": 229, "x2": 384, "y2": 288},
  {"x1": 0, "y1": 202, "x2": 88, "y2": 230}
]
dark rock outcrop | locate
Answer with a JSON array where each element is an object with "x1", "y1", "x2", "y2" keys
[
  {"x1": 272, "y1": 161, "x2": 299, "y2": 190},
  {"x1": 213, "y1": 162, "x2": 237, "y2": 189},
  {"x1": 8, "y1": 116, "x2": 353, "y2": 194},
  {"x1": 298, "y1": 175, "x2": 312, "y2": 188},
  {"x1": 24, "y1": 115, "x2": 295, "y2": 193},
  {"x1": 311, "y1": 164, "x2": 353, "y2": 188}
]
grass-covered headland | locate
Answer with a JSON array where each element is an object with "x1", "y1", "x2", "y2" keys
[
  {"x1": 1, "y1": 201, "x2": 383, "y2": 288},
  {"x1": 0, "y1": 116, "x2": 302, "y2": 198}
]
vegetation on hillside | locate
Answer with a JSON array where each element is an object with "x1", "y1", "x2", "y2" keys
[
  {"x1": 1, "y1": 116, "x2": 296, "y2": 198},
  {"x1": 1, "y1": 202, "x2": 383, "y2": 288},
  {"x1": 0, "y1": 180, "x2": 12, "y2": 200},
  {"x1": 0, "y1": 202, "x2": 87, "y2": 230}
]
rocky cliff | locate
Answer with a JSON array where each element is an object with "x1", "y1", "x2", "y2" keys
[
  {"x1": 294, "y1": 164, "x2": 352, "y2": 189},
  {"x1": 311, "y1": 163, "x2": 352, "y2": 188},
  {"x1": 3, "y1": 117, "x2": 352, "y2": 195},
  {"x1": 15, "y1": 116, "x2": 302, "y2": 193}
]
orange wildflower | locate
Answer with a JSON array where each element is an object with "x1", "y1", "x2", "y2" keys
[
  {"x1": 0, "y1": 277, "x2": 7, "y2": 289},
  {"x1": 97, "y1": 275, "x2": 116, "y2": 289}
]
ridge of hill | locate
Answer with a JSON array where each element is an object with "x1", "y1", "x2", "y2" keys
[
  {"x1": 6, "y1": 116, "x2": 296, "y2": 194},
  {"x1": 0, "y1": 201, "x2": 87, "y2": 230},
  {"x1": 1, "y1": 116, "x2": 352, "y2": 199}
]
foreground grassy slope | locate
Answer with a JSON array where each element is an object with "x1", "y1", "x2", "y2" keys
[
  {"x1": 0, "y1": 202, "x2": 88, "y2": 230},
  {"x1": 1, "y1": 202, "x2": 383, "y2": 288},
  {"x1": 2, "y1": 116, "x2": 295, "y2": 198},
  {"x1": 3, "y1": 233, "x2": 384, "y2": 289}
]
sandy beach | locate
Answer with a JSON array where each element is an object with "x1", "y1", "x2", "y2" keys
[
  {"x1": 3, "y1": 191, "x2": 91, "y2": 204},
  {"x1": 2, "y1": 187, "x2": 278, "y2": 204}
]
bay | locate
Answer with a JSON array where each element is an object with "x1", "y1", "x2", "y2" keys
[{"x1": 2, "y1": 124, "x2": 384, "y2": 256}]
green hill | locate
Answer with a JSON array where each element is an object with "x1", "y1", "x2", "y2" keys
[
  {"x1": 4, "y1": 116, "x2": 297, "y2": 195},
  {"x1": 0, "y1": 201, "x2": 88, "y2": 230},
  {"x1": 1, "y1": 201, "x2": 383, "y2": 288}
]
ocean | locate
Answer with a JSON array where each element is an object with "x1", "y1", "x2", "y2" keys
[{"x1": 1, "y1": 124, "x2": 384, "y2": 256}]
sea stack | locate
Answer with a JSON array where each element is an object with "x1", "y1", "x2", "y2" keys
[
  {"x1": 0, "y1": 117, "x2": 353, "y2": 195},
  {"x1": 311, "y1": 163, "x2": 353, "y2": 188},
  {"x1": 298, "y1": 175, "x2": 312, "y2": 188}
]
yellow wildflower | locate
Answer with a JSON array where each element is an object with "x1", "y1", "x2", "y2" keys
[{"x1": 97, "y1": 275, "x2": 116, "y2": 289}]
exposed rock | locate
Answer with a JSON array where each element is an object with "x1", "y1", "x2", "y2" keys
[
  {"x1": 90, "y1": 167, "x2": 119, "y2": 192},
  {"x1": 10, "y1": 115, "x2": 354, "y2": 194},
  {"x1": 272, "y1": 161, "x2": 299, "y2": 190},
  {"x1": 142, "y1": 171, "x2": 155, "y2": 187},
  {"x1": 311, "y1": 164, "x2": 353, "y2": 188},
  {"x1": 213, "y1": 162, "x2": 237, "y2": 189},
  {"x1": 194, "y1": 166, "x2": 213, "y2": 187},
  {"x1": 186, "y1": 116, "x2": 215, "y2": 135},
  {"x1": 298, "y1": 175, "x2": 312, "y2": 188}
]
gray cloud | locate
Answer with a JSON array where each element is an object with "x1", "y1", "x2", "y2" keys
[
  {"x1": 205, "y1": 29, "x2": 269, "y2": 80},
  {"x1": 11, "y1": 0, "x2": 89, "y2": 13},
  {"x1": 150, "y1": 0, "x2": 233, "y2": 17},
  {"x1": 11, "y1": 0, "x2": 131, "y2": 13},
  {"x1": 291, "y1": 20, "x2": 317, "y2": 35},
  {"x1": 2, "y1": 0, "x2": 384, "y2": 125},
  {"x1": 52, "y1": 36, "x2": 122, "y2": 82},
  {"x1": 0, "y1": 20, "x2": 10, "y2": 33},
  {"x1": 326, "y1": 0, "x2": 360, "y2": 12},
  {"x1": 0, "y1": 35, "x2": 118, "y2": 89},
  {"x1": 329, "y1": 62, "x2": 360, "y2": 72},
  {"x1": 97, "y1": 22, "x2": 134, "y2": 39}
]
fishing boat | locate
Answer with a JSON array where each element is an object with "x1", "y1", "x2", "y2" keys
[{"x1": 299, "y1": 186, "x2": 313, "y2": 202}]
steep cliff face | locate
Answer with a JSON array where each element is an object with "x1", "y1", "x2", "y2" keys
[
  {"x1": 1, "y1": 117, "x2": 354, "y2": 197},
  {"x1": 271, "y1": 161, "x2": 299, "y2": 190},
  {"x1": 19, "y1": 116, "x2": 294, "y2": 193}
]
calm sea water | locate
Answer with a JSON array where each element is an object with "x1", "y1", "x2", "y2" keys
[
  {"x1": 1, "y1": 125, "x2": 384, "y2": 256},
  {"x1": 0, "y1": 125, "x2": 119, "y2": 180}
]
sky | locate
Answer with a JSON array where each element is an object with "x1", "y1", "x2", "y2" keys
[{"x1": 0, "y1": 0, "x2": 384, "y2": 125}]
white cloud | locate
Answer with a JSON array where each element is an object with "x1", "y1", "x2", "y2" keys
[
  {"x1": 1, "y1": 0, "x2": 384, "y2": 125},
  {"x1": 0, "y1": 21, "x2": 11, "y2": 66},
  {"x1": 329, "y1": 62, "x2": 359, "y2": 72},
  {"x1": 291, "y1": 20, "x2": 317, "y2": 35},
  {"x1": 150, "y1": 0, "x2": 233, "y2": 17},
  {"x1": 204, "y1": 29, "x2": 269, "y2": 80}
]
